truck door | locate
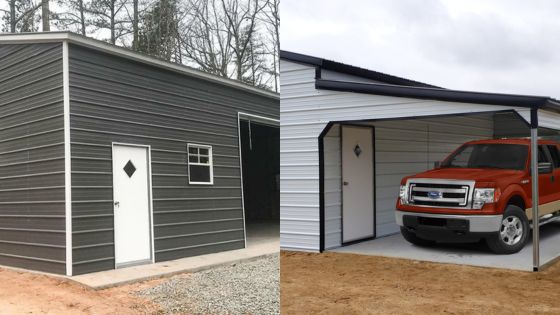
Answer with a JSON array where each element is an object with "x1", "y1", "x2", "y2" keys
[
  {"x1": 537, "y1": 145, "x2": 556, "y2": 211},
  {"x1": 546, "y1": 144, "x2": 560, "y2": 204}
]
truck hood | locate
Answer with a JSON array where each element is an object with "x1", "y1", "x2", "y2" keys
[{"x1": 408, "y1": 168, "x2": 525, "y2": 183}]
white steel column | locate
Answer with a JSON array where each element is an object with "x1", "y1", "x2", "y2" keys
[{"x1": 530, "y1": 108, "x2": 539, "y2": 272}]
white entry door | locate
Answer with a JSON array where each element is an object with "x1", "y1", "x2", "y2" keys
[
  {"x1": 342, "y1": 125, "x2": 375, "y2": 243},
  {"x1": 112, "y1": 144, "x2": 153, "y2": 267}
]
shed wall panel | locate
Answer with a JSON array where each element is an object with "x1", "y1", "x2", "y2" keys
[
  {"x1": 0, "y1": 43, "x2": 65, "y2": 274},
  {"x1": 69, "y1": 44, "x2": 278, "y2": 274}
]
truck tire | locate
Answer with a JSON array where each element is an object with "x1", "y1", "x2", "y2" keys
[
  {"x1": 486, "y1": 205, "x2": 529, "y2": 254},
  {"x1": 400, "y1": 227, "x2": 435, "y2": 247}
]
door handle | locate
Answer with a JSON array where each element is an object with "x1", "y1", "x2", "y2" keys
[
  {"x1": 551, "y1": 175, "x2": 555, "y2": 183},
  {"x1": 343, "y1": 181, "x2": 349, "y2": 186},
  {"x1": 114, "y1": 201, "x2": 120, "y2": 208}
]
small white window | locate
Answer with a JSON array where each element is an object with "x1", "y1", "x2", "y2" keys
[{"x1": 187, "y1": 144, "x2": 214, "y2": 185}]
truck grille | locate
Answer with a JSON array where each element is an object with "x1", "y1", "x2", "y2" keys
[{"x1": 409, "y1": 182, "x2": 471, "y2": 207}]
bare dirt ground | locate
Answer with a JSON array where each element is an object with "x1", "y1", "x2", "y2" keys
[
  {"x1": 0, "y1": 255, "x2": 279, "y2": 314},
  {"x1": 281, "y1": 251, "x2": 560, "y2": 315},
  {"x1": 0, "y1": 267, "x2": 162, "y2": 314}
]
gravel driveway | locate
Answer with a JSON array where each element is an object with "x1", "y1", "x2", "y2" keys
[{"x1": 137, "y1": 254, "x2": 279, "y2": 314}]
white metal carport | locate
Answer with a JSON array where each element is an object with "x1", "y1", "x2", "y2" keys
[{"x1": 280, "y1": 51, "x2": 560, "y2": 271}]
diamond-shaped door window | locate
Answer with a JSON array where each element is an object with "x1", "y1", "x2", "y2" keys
[
  {"x1": 354, "y1": 144, "x2": 362, "y2": 157},
  {"x1": 123, "y1": 160, "x2": 136, "y2": 178}
]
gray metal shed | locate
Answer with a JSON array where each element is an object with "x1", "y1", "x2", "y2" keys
[{"x1": 0, "y1": 32, "x2": 279, "y2": 276}]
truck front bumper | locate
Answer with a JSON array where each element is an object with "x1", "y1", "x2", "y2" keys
[{"x1": 395, "y1": 210, "x2": 502, "y2": 233}]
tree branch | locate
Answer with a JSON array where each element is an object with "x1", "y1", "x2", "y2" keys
[{"x1": 14, "y1": 2, "x2": 43, "y2": 24}]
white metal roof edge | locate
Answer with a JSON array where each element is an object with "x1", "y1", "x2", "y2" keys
[{"x1": 0, "y1": 32, "x2": 279, "y2": 99}]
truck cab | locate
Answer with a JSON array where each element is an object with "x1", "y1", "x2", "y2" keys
[{"x1": 396, "y1": 139, "x2": 560, "y2": 254}]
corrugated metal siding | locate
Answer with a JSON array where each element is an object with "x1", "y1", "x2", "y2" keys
[
  {"x1": 515, "y1": 108, "x2": 560, "y2": 134},
  {"x1": 69, "y1": 44, "x2": 278, "y2": 274},
  {"x1": 280, "y1": 59, "x2": 528, "y2": 251},
  {"x1": 323, "y1": 126, "x2": 341, "y2": 249},
  {"x1": 371, "y1": 116, "x2": 494, "y2": 236},
  {"x1": 280, "y1": 61, "x2": 321, "y2": 250},
  {"x1": 537, "y1": 110, "x2": 560, "y2": 131},
  {"x1": 0, "y1": 43, "x2": 65, "y2": 274}
]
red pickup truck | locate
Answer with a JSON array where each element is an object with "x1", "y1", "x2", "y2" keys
[{"x1": 396, "y1": 139, "x2": 560, "y2": 254}]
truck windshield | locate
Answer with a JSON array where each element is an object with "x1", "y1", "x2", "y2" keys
[{"x1": 441, "y1": 144, "x2": 528, "y2": 170}]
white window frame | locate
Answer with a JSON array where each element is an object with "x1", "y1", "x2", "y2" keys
[{"x1": 187, "y1": 143, "x2": 214, "y2": 185}]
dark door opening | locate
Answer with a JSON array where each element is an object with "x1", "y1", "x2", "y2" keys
[{"x1": 240, "y1": 120, "x2": 280, "y2": 243}]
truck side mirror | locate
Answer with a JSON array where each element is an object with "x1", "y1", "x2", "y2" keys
[
  {"x1": 538, "y1": 162, "x2": 553, "y2": 174},
  {"x1": 434, "y1": 161, "x2": 441, "y2": 168}
]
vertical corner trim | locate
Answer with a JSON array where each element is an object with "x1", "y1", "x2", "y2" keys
[
  {"x1": 237, "y1": 113, "x2": 247, "y2": 249},
  {"x1": 530, "y1": 127, "x2": 540, "y2": 271},
  {"x1": 318, "y1": 135, "x2": 325, "y2": 252},
  {"x1": 318, "y1": 121, "x2": 334, "y2": 252},
  {"x1": 62, "y1": 40, "x2": 73, "y2": 276}
]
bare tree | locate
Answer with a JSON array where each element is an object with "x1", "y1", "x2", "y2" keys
[
  {"x1": 88, "y1": 0, "x2": 131, "y2": 44},
  {"x1": 41, "y1": 0, "x2": 49, "y2": 30},
  {"x1": 52, "y1": 0, "x2": 151, "y2": 48},
  {"x1": 2, "y1": 0, "x2": 43, "y2": 33},
  {"x1": 132, "y1": 0, "x2": 138, "y2": 48},
  {"x1": 261, "y1": 0, "x2": 279, "y2": 91},
  {"x1": 220, "y1": 0, "x2": 268, "y2": 82},
  {"x1": 179, "y1": 0, "x2": 232, "y2": 77},
  {"x1": 178, "y1": 0, "x2": 275, "y2": 88},
  {"x1": 53, "y1": 0, "x2": 88, "y2": 35},
  {"x1": 123, "y1": 0, "x2": 154, "y2": 50},
  {"x1": 247, "y1": 30, "x2": 274, "y2": 88}
]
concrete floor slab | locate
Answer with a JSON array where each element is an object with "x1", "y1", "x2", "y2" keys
[
  {"x1": 71, "y1": 222, "x2": 279, "y2": 289},
  {"x1": 332, "y1": 222, "x2": 560, "y2": 271}
]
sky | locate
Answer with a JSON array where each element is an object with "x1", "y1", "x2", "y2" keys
[{"x1": 281, "y1": 0, "x2": 560, "y2": 98}]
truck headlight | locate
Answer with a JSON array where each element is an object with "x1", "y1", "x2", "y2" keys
[
  {"x1": 399, "y1": 185, "x2": 409, "y2": 204},
  {"x1": 473, "y1": 188, "x2": 495, "y2": 209}
]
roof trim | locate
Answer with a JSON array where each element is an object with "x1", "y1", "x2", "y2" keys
[
  {"x1": 280, "y1": 50, "x2": 439, "y2": 88},
  {"x1": 0, "y1": 32, "x2": 278, "y2": 99},
  {"x1": 281, "y1": 50, "x2": 324, "y2": 67},
  {"x1": 315, "y1": 79, "x2": 560, "y2": 110}
]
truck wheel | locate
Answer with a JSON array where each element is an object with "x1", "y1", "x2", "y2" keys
[
  {"x1": 486, "y1": 205, "x2": 529, "y2": 254},
  {"x1": 400, "y1": 227, "x2": 435, "y2": 247}
]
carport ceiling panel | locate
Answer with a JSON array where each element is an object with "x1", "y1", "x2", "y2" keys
[
  {"x1": 516, "y1": 109, "x2": 560, "y2": 131},
  {"x1": 305, "y1": 94, "x2": 532, "y2": 127}
]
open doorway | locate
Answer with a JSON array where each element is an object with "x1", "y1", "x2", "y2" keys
[{"x1": 239, "y1": 116, "x2": 280, "y2": 245}]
